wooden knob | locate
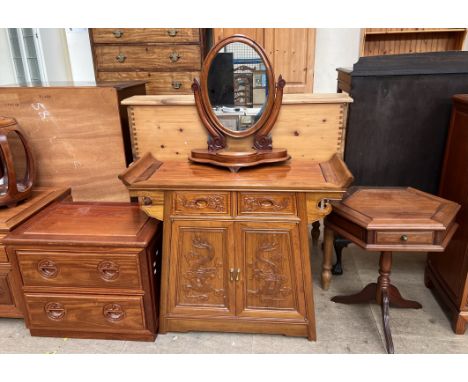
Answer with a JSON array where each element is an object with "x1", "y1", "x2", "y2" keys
[
  {"x1": 400, "y1": 235, "x2": 408, "y2": 242},
  {"x1": 45, "y1": 302, "x2": 66, "y2": 321},
  {"x1": 97, "y1": 261, "x2": 120, "y2": 281},
  {"x1": 103, "y1": 304, "x2": 125, "y2": 322},
  {"x1": 37, "y1": 259, "x2": 58, "y2": 278}
]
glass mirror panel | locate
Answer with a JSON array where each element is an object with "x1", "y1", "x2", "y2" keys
[{"x1": 207, "y1": 42, "x2": 268, "y2": 132}]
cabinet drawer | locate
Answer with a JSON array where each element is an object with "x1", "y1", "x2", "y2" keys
[
  {"x1": 17, "y1": 251, "x2": 142, "y2": 290},
  {"x1": 97, "y1": 71, "x2": 198, "y2": 94},
  {"x1": 94, "y1": 45, "x2": 201, "y2": 71},
  {"x1": 375, "y1": 231, "x2": 434, "y2": 245},
  {"x1": 0, "y1": 245, "x2": 7, "y2": 262},
  {"x1": 92, "y1": 28, "x2": 200, "y2": 43},
  {"x1": 238, "y1": 192, "x2": 297, "y2": 216},
  {"x1": 25, "y1": 294, "x2": 146, "y2": 331},
  {"x1": 173, "y1": 192, "x2": 231, "y2": 216}
]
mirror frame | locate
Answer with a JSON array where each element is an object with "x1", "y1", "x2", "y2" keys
[{"x1": 192, "y1": 35, "x2": 285, "y2": 149}]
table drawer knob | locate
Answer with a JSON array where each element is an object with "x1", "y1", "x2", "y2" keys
[
  {"x1": 169, "y1": 52, "x2": 181, "y2": 63},
  {"x1": 37, "y1": 259, "x2": 58, "y2": 278},
  {"x1": 115, "y1": 53, "x2": 127, "y2": 63},
  {"x1": 143, "y1": 197, "x2": 152, "y2": 206},
  {"x1": 400, "y1": 235, "x2": 408, "y2": 242},
  {"x1": 103, "y1": 303, "x2": 125, "y2": 322},
  {"x1": 172, "y1": 80, "x2": 182, "y2": 89},
  {"x1": 45, "y1": 302, "x2": 66, "y2": 321},
  {"x1": 167, "y1": 29, "x2": 178, "y2": 37},
  {"x1": 97, "y1": 261, "x2": 120, "y2": 281},
  {"x1": 112, "y1": 30, "x2": 124, "y2": 38}
]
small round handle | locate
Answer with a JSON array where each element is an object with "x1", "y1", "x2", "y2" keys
[
  {"x1": 167, "y1": 29, "x2": 178, "y2": 37},
  {"x1": 169, "y1": 52, "x2": 181, "y2": 63},
  {"x1": 97, "y1": 261, "x2": 120, "y2": 281},
  {"x1": 400, "y1": 235, "x2": 409, "y2": 242},
  {"x1": 45, "y1": 302, "x2": 66, "y2": 321},
  {"x1": 115, "y1": 53, "x2": 127, "y2": 63},
  {"x1": 260, "y1": 199, "x2": 274, "y2": 208},
  {"x1": 103, "y1": 303, "x2": 125, "y2": 322},
  {"x1": 172, "y1": 80, "x2": 182, "y2": 89},
  {"x1": 112, "y1": 30, "x2": 124, "y2": 38},
  {"x1": 143, "y1": 197, "x2": 152, "y2": 206},
  {"x1": 195, "y1": 198, "x2": 208, "y2": 208},
  {"x1": 37, "y1": 259, "x2": 58, "y2": 279}
]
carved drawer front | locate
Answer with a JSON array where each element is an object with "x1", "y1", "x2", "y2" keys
[
  {"x1": 92, "y1": 28, "x2": 200, "y2": 44},
  {"x1": 238, "y1": 192, "x2": 297, "y2": 216},
  {"x1": 0, "y1": 272, "x2": 14, "y2": 306},
  {"x1": 17, "y1": 251, "x2": 142, "y2": 290},
  {"x1": 375, "y1": 231, "x2": 434, "y2": 245},
  {"x1": 0, "y1": 245, "x2": 8, "y2": 262},
  {"x1": 173, "y1": 192, "x2": 231, "y2": 216},
  {"x1": 97, "y1": 71, "x2": 199, "y2": 94},
  {"x1": 94, "y1": 45, "x2": 201, "y2": 71},
  {"x1": 25, "y1": 294, "x2": 146, "y2": 331}
]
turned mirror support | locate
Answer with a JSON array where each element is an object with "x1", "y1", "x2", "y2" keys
[{"x1": 190, "y1": 35, "x2": 290, "y2": 172}]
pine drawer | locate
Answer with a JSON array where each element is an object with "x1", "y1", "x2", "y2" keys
[
  {"x1": 92, "y1": 28, "x2": 200, "y2": 44},
  {"x1": 94, "y1": 45, "x2": 201, "y2": 71}
]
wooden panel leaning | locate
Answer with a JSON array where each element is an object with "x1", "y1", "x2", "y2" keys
[
  {"x1": 0, "y1": 82, "x2": 146, "y2": 201},
  {"x1": 122, "y1": 93, "x2": 352, "y2": 162},
  {"x1": 5, "y1": 201, "x2": 162, "y2": 341}
]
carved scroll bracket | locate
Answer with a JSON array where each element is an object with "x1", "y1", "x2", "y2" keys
[
  {"x1": 306, "y1": 193, "x2": 345, "y2": 224},
  {"x1": 130, "y1": 191, "x2": 165, "y2": 220}
]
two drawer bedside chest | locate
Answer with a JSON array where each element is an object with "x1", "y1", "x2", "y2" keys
[
  {"x1": 5, "y1": 201, "x2": 162, "y2": 341},
  {"x1": 322, "y1": 187, "x2": 460, "y2": 353}
]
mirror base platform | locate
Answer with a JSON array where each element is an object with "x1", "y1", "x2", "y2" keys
[{"x1": 189, "y1": 148, "x2": 290, "y2": 173}]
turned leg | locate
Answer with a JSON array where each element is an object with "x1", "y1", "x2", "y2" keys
[
  {"x1": 322, "y1": 227, "x2": 334, "y2": 290},
  {"x1": 381, "y1": 288, "x2": 394, "y2": 354},
  {"x1": 376, "y1": 251, "x2": 394, "y2": 353},
  {"x1": 311, "y1": 221, "x2": 321, "y2": 243},
  {"x1": 332, "y1": 236, "x2": 351, "y2": 275}
]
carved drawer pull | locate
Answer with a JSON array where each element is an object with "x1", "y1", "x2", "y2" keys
[
  {"x1": 103, "y1": 303, "x2": 125, "y2": 322},
  {"x1": 97, "y1": 261, "x2": 120, "y2": 281},
  {"x1": 112, "y1": 30, "x2": 124, "y2": 38},
  {"x1": 37, "y1": 259, "x2": 58, "y2": 279},
  {"x1": 260, "y1": 199, "x2": 274, "y2": 208},
  {"x1": 172, "y1": 80, "x2": 182, "y2": 89},
  {"x1": 115, "y1": 53, "x2": 127, "y2": 63},
  {"x1": 400, "y1": 235, "x2": 409, "y2": 242},
  {"x1": 167, "y1": 29, "x2": 178, "y2": 37},
  {"x1": 169, "y1": 52, "x2": 181, "y2": 63},
  {"x1": 45, "y1": 302, "x2": 66, "y2": 321},
  {"x1": 194, "y1": 198, "x2": 208, "y2": 208}
]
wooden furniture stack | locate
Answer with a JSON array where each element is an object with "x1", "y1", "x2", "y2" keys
[
  {"x1": 90, "y1": 28, "x2": 206, "y2": 95},
  {"x1": 0, "y1": 82, "x2": 146, "y2": 201},
  {"x1": 5, "y1": 202, "x2": 162, "y2": 341},
  {"x1": 426, "y1": 94, "x2": 468, "y2": 335},
  {"x1": 360, "y1": 28, "x2": 467, "y2": 57},
  {"x1": 119, "y1": 153, "x2": 353, "y2": 340},
  {"x1": 0, "y1": 188, "x2": 70, "y2": 318},
  {"x1": 212, "y1": 29, "x2": 315, "y2": 93},
  {"x1": 323, "y1": 187, "x2": 460, "y2": 353}
]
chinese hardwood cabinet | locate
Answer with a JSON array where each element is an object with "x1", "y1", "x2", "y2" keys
[
  {"x1": 119, "y1": 153, "x2": 353, "y2": 340},
  {"x1": 426, "y1": 94, "x2": 468, "y2": 334}
]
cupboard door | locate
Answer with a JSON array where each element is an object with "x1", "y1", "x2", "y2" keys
[
  {"x1": 235, "y1": 222, "x2": 307, "y2": 320},
  {"x1": 168, "y1": 220, "x2": 235, "y2": 316}
]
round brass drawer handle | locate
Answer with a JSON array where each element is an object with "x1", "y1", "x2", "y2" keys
[
  {"x1": 103, "y1": 303, "x2": 125, "y2": 322},
  {"x1": 112, "y1": 30, "x2": 124, "y2": 38},
  {"x1": 115, "y1": 53, "x2": 127, "y2": 63},
  {"x1": 97, "y1": 261, "x2": 120, "y2": 281},
  {"x1": 167, "y1": 29, "x2": 178, "y2": 37},
  {"x1": 37, "y1": 259, "x2": 58, "y2": 279},
  {"x1": 45, "y1": 302, "x2": 66, "y2": 321},
  {"x1": 172, "y1": 80, "x2": 182, "y2": 90},
  {"x1": 169, "y1": 52, "x2": 181, "y2": 63},
  {"x1": 400, "y1": 235, "x2": 409, "y2": 242}
]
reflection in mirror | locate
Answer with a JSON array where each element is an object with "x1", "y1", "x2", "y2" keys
[{"x1": 207, "y1": 42, "x2": 268, "y2": 132}]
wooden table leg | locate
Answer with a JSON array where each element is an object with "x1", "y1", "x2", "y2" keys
[
  {"x1": 322, "y1": 226, "x2": 334, "y2": 290},
  {"x1": 381, "y1": 288, "x2": 394, "y2": 354},
  {"x1": 311, "y1": 221, "x2": 321, "y2": 243},
  {"x1": 332, "y1": 236, "x2": 351, "y2": 275}
]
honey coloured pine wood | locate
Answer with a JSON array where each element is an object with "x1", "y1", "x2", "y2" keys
[
  {"x1": 119, "y1": 153, "x2": 353, "y2": 340},
  {"x1": 0, "y1": 187, "x2": 71, "y2": 318},
  {"x1": 5, "y1": 202, "x2": 162, "y2": 341}
]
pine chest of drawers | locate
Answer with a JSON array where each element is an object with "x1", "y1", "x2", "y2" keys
[
  {"x1": 5, "y1": 202, "x2": 162, "y2": 341},
  {"x1": 90, "y1": 28, "x2": 206, "y2": 95}
]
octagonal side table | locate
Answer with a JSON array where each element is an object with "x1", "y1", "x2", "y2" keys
[{"x1": 322, "y1": 187, "x2": 460, "y2": 353}]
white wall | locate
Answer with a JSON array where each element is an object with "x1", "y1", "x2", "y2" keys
[
  {"x1": 64, "y1": 28, "x2": 95, "y2": 82},
  {"x1": 38, "y1": 28, "x2": 73, "y2": 82},
  {"x1": 0, "y1": 29, "x2": 16, "y2": 85},
  {"x1": 313, "y1": 28, "x2": 361, "y2": 93}
]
